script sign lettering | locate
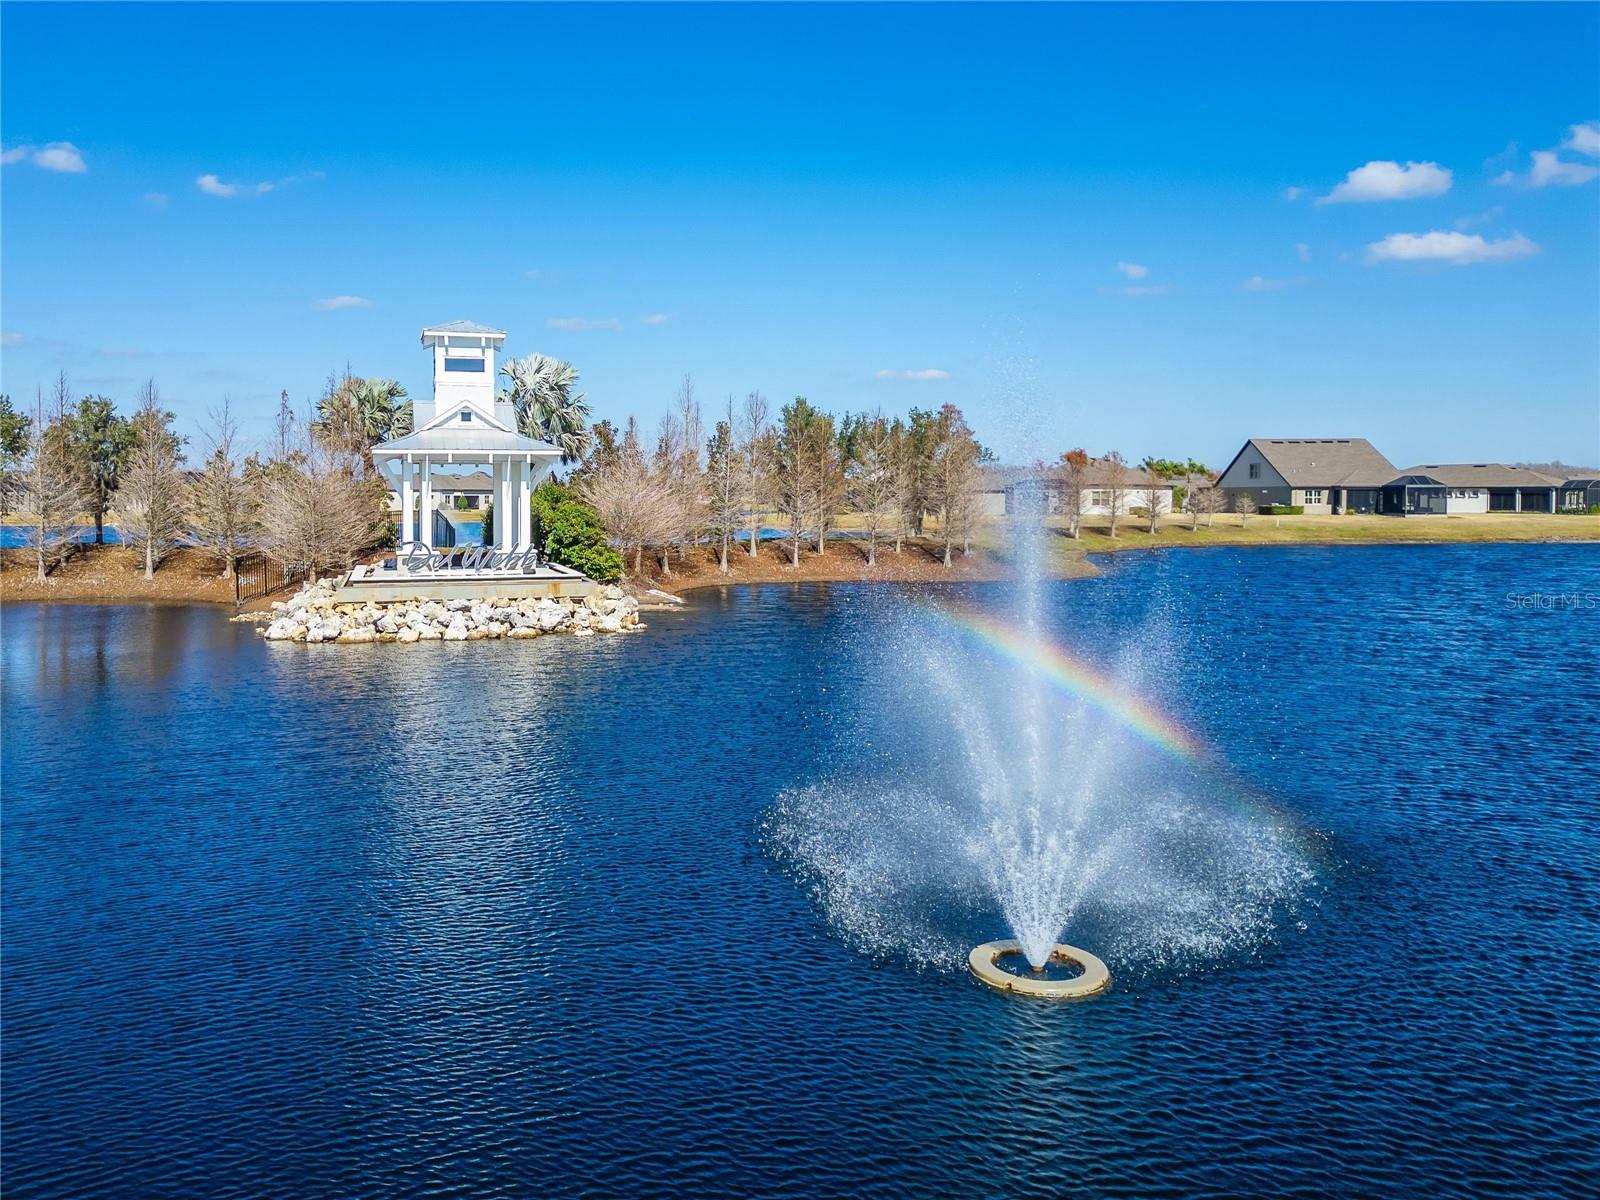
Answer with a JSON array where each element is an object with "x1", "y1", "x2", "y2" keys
[{"x1": 398, "y1": 542, "x2": 541, "y2": 574}]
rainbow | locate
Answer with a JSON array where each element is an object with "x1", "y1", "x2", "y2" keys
[{"x1": 920, "y1": 602, "x2": 1205, "y2": 760}]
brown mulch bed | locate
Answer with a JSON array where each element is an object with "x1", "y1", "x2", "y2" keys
[
  {"x1": 626, "y1": 536, "x2": 1094, "y2": 595},
  {"x1": 0, "y1": 545, "x2": 239, "y2": 606}
]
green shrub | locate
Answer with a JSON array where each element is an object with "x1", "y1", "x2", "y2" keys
[
  {"x1": 543, "y1": 500, "x2": 623, "y2": 581},
  {"x1": 475, "y1": 481, "x2": 620, "y2": 580},
  {"x1": 1260, "y1": 504, "x2": 1305, "y2": 515}
]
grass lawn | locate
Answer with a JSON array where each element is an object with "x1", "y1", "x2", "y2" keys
[{"x1": 970, "y1": 511, "x2": 1600, "y2": 564}]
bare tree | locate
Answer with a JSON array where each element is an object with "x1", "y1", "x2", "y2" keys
[
  {"x1": 812, "y1": 412, "x2": 843, "y2": 556},
  {"x1": 930, "y1": 404, "x2": 979, "y2": 566},
  {"x1": 1190, "y1": 482, "x2": 1223, "y2": 529},
  {"x1": 1059, "y1": 448, "x2": 1090, "y2": 539},
  {"x1": 705, "y1": 398, "x2": 739, "y2": 573},
  {"x1": 1143, "y1": 473, "x2": 1170, "y2": 535},
  {"x1": 188, "y1": 399, "x2": 258, "y2": 578},
  {"x1": 1235, "y1": 491, "x2": 1257, "y2": 527},
  {"x1": 891, "y1": 417, "x2": 922, "y2": 553},
  {"x1": 578, "y1": 417, "x2": 679, "y2": 578},
  {"x1": 273, "y1": 389, "x2": 296, "y2": 460},
  {"x1": 256, "y1": 431, "x2": 388, "y2": 577},
  {"x1": 17, "y1": 387, "x2": 86, "y2": 581},
  {"x1": 1102, "y1": 451, "x2": 1129, "y2": 539},
  {"x1": 113, "y1": 381, "x2": 187, "y2": 579},
  {"x1": 847, "y1": 411, "x2": 896, "y2": 566},
  {"x1": 672, "y1": 376, "x2": 704, "y2": 562},
  {"x1": 737, "y1": 391, "x2": 772, "y2": 559},
  {"x1": 776, "y1": 398, "x2": 828, "y2": 567}
]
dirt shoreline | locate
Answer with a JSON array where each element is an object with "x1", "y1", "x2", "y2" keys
[{"x1": 3, "y1": 520, "x2": 1594, "y2": 607}]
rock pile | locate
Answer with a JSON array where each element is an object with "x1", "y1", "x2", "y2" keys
[{"x1": 261, "y1": 579, "x2": 641, "y2": 644}]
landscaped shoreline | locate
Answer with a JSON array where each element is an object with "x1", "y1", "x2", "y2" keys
[{"x1": 3, "y1": 514, "x2": 1595, "y2": 607}]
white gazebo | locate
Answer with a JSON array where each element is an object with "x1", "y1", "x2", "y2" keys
[
  {"x1": 372, "y1": 321, "x2": 561, "y2": 553},
  {"x1": 339, "y1": 321, "x2": 594, "y2": 602}
]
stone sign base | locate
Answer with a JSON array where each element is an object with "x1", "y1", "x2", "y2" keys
[{"x1": 332, "y1": 560, "x2": 597, "y2": 604}]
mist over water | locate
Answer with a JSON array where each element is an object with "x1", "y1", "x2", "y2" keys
[{"x1": 765, "y1": 517, "x2": 1320, "y2": 978}]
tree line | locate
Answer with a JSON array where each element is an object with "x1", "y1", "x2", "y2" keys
[
  {"x1": 3, "y1": 353, "x2": 605, "y2": 584},
  {"x1": 569, "y1": 378, "x2": 991, "y2": 577},
  {"x1": 2, "y1": 349, "x2": 1223, "y2": 588},
  {"x1": 4, "y1": 371, "x2": 401, "y2": 582}
]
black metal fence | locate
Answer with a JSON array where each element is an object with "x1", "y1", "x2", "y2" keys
[{"x1": 234, "y1": 554, "x2": 305, "y2": 606}]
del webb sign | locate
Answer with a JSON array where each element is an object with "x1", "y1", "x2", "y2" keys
[{"x1": 398, "y1": 542, "x2": 541, "y2": 573}]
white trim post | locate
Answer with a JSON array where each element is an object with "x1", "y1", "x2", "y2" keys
[
  {"x1": 499, "y1": 457, "x2": 514, "y2": 551},
  {"x1": 420, "y1": 457, "x2": 434, "y2": 549},
  {"x1": 516, "y1": 459, "x2": 532, "y2": 551},
  {"x1": 400, "y1": 459, "x2": 415, "y2": 548}
]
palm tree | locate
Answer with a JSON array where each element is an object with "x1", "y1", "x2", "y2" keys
[
  {"x1": 499, "y1": 354, "x2": 592, "y2": 464},
  {"x1": 313, "y1": 376, "x2": 411, "y2": 459}
]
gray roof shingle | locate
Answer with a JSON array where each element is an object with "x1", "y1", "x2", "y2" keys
[
  {"x1": 421, "y1": 320, "x2": 506, "y2": 336},
  {"x1": 1400, "y1": 464, "x2": 1562, "y2": 487},
  {"x1": 1246, "y1": 438, "x2": 1397, "y2": 487}
]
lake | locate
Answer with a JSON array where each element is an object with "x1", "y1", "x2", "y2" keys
[{"x1": 2, "y1": 544, "x2": 1596, "y2": 1198}]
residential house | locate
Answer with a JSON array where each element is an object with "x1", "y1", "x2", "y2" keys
[
  {"x1": 1215, "y1": 438, "x2": 1396, "y2": 514},
  {"x1": 975, "y1": 461, "x2": 1178, "y2": 518},
  {"x1": 1391, "y1": 464, "x2": 1563, "y2": 514}
]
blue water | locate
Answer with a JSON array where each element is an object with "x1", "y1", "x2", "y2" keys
[
  {"x1": 0, "y1": 525, "x2": 125, "y2": 548},
  {"x1": 3, "y1": 544, "x2": 1596, "y2": 1198}
]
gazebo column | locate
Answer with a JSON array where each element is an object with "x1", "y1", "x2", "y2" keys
[
  {"x1": 516, "y1": 458, "x2": 532, "y2": 550},
  {"x1": 420, "y1": 457, "x2": 434, "y2": 549},
  {"x1": 400, "y1": 459, "x2": 415, "y2": 548},
  {"x1": 499, "y1": 457, "x2": 515, "y2": 551}
]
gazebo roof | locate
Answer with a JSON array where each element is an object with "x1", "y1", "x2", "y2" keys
[
  {"x1": 421, "y1": 320, "x2": 506, "y2": 337},
  {"x1": 373, "y1": 421, "x2": 560, "y2": 458}
]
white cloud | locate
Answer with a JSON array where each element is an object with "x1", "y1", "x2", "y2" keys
[
  {"x1": 547, "y1": 316, "x2": 622, "y2": 332},
  {"x1": 1283, "y1": 186, "x2": 1303, "y2": 202},
  {"x1": 1320, "y1": 160, "x2": 1452, "y2": 204},
  {"x1": 1529, "y1": 149, "x2": 1599, "y2": 187},
  {"x1": 1491, "y1": 124, "x2": 1600, "y2": 188},
  {"x1": 197, "y1": 173, "x2": 240, "y2": 197},
  {"x1": 875, "y1": 368, "x2": 950, "y2": 381},
  {"x1": 197, "y1": 169, "x2": 318, "y2": 198},
  {"x1": 1295, "y1": 242, "x2": 1311, "y2": 263},
  {"x1": 1101, "y1": 284, "x2": 1172, "y2": 297},
  {"x1": 314, "y1": 295, "x2": 372, "y2": 311},
  {"x1": 1243, "y1": 275, "x2": 1309, "y2": 292},
  {"x1": 640, "y1": 313, "x2": 671, "y2": 326},
  {"x1": 1562, "y1": 121, "x2": 1600, "y2": 157},
  {"x1": 3, "y1": 141, "x2": 87, "y2": 172},
  {"x1": 1, "y1": 331, "x2": 24, "y2": 346},
  {"x1": 1115, "y1": 261, "x2": 1148, "y2": 279},
  {"x1": 142, "y1": 192, "x2": 169, "y2": 208},
  {"x1": 32, "y1": 142, "x2": 87, "y2": 173},
  {"x1": 1364, "y1": 230, "x2": 1539, "y2": 266}
]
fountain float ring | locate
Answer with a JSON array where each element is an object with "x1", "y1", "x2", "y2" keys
[{"x1": 968, "y1": 940, "x2": 1111, "y2": 999}]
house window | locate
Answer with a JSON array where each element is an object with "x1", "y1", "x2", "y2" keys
[
  {"x1": 459, "y1": 410, "x2": 473, "y2": 421},
  {"x1": 444, "y1": 357, "x2": 485, "y2": 372},
  {"x1": 1248, "y1": 463, "x2": 1261, "y2": 479},
  {"x1": 1089, "y1": 489, "x2": 1112, "y2": 508},
  {"x1": 1304, "y1": 489, "x2": 1324, "y2": 505}
]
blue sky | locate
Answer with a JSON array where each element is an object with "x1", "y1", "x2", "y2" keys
[{"x1": 3, "y1": 2, "x2": 1597, "y2": 469}]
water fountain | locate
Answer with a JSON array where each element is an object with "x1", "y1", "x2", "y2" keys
[{"x1": 765, "y1": 510, "x2": 1316, "y2": 998}]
